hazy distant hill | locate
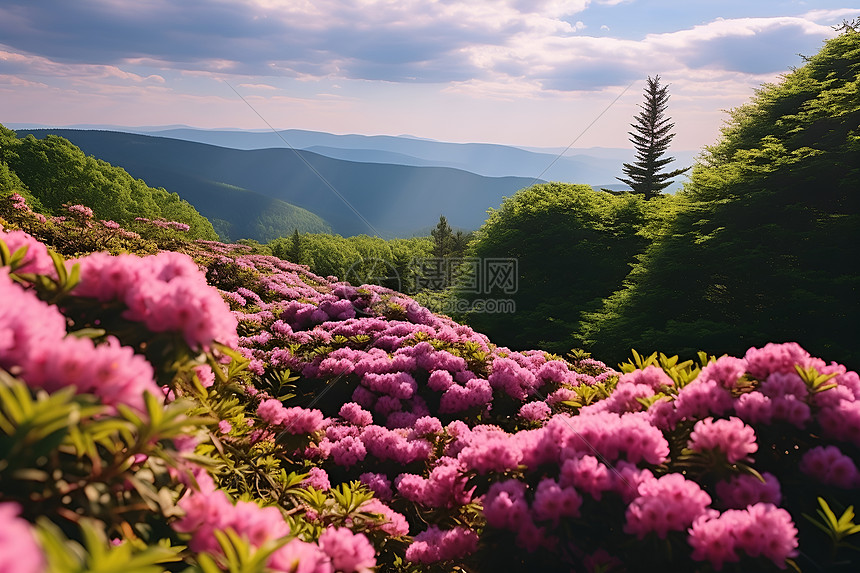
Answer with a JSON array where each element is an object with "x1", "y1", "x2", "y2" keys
[
  {"x1": 9, "y1": 124, "x2": 696, "y2": 190},
  {"x1": 18, "y1": 129, "x2": 538, "y2": 238},
  {"x1": 142, "y1": 127, "x2": 656, "y2": 186}
]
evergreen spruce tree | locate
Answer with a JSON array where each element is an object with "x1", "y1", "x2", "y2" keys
[
  {"x1": 288, "y1": 228, "x2": 303, "y2": 263},
  {"x1": 618, "y1": 75, "x2": 689, "y2": 199},
  {"x1": 431, "y1": 215, "x2": 454, "y2": 258}
]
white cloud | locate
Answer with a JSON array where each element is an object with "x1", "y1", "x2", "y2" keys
[{"x1": 238, "y1": 82, "x2": 277, "y2": 90}]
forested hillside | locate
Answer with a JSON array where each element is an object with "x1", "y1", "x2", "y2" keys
[
  {"x1": 0, "y1": 126, "x2": 218, "y2": 240},
  {"x1": 464, "y1": 30, "x2": 859, "y2": 369},
  {"x1": 577, "y1": 30, "x2": 860, "y2": 367},
  {"x1": 14, "y1": 129, "x2": 539, "y2": 238}
]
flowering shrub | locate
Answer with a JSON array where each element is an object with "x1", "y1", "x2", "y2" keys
[{"x1": 2, "y1": 198, "x2": 860, "y2": 572}]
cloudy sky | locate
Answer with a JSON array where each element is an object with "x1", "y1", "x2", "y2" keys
[{"x1": 1, "y1": 1, "x2": 856, "y2": 149}]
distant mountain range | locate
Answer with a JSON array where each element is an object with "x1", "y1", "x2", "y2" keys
[
  {"x1": 15, "y1": 129, "x2": 538, "y2": 238},
  {"x1": 11, "y1": 125, "x2": 696, "y2": 240}
]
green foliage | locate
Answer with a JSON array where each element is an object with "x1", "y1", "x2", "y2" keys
[
  {"x1": 193, "y1": 181, "x2": 332, "y2": 243},
  {"x1": 0, "y1": 125, "x2": 218, "y2": 240},
  {"x1": 36, "y1": 518, "x2": 183, "y2": 573},
  {"x1": 579, "y1": 31, "x2": 860, "y2": 368},
  {"x1": 462, "y1": 183, "x2": 652, "y2": 354},
  {"x1": 430, "y1": 214, "x2": 471, "y2": 260},
  {"x1": 270, "y1": 231, "x2": 433, "y2": 291},
  {"x1": 804, "y1": 497, "x2": 860, "y2": 550}
]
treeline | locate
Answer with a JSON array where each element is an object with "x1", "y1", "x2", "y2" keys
[
  {"x1": 269, "y1": 231, "x2": 434, "y2": 292},
  {"x1": 0, "y1": 125, "x2": 218, "y2": 240},
  {"x1": 459, "y1": 30, "x2": 860, "y2": 368}
]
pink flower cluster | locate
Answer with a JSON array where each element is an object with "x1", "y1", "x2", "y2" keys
[
  {"x1": 625, "y1": 473, "x2": 712, "y2": 539},
  {"x1": 800, "y1": 445, "x2": 859, "y2": 488},
  {"x1": 1, "y1": 230, "x2": 56, "y2": 276},
  {"x1": 72, "y1": 250, "x2": 238, "y2": 351},
  {"x1": 688, "y1": 417, "x2": 757, "y2": 463},
  {"x1": 67, "y1": 204, "x2": 93, "y2": 219},
  {"x1": 359, "y1": 498, "x2": 409, "y2": 536},
  {"x1": 396, "y1": 457, "x2": 473, "y2": 508},
  {"x1": 175, "y1": 472, "x2": 378, "y2": 572},
  {"x1": 689, "y1": 503, "x2": 798, "y2": 570},
  {"x1": 134, "y1": 217, "x2": 191, "y2": 232},
  {"x1": 404, "y1": 526, "x2": 479, "y2": 564},
  {"x1": 186, "y1": 233, "x2": 856, "y2": 570},
  {"x1": 715, "y1": 472, "x2": 782, "y2": 509},
  {"x1": 0, "y1": 268, "x2": 160, "y2": 412},
  {"x1": 488, "y1": 357, "x2": 542, "y2": 400},
  {"x1": 0, "y1": 503, "x2": 44, "y2": 573},
  {"x1": 257, "y1": 399, "x2": 325, "y2": 434}
]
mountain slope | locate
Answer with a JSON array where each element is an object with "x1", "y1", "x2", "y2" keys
[
  {"x1": 140, "y1": 127, "x2": 692, "y2": 186},
  {"x1": 1, "y1": 125, "x2": 219, "y2": 240},
  {"x1": 18, "y1": 129, "x2": 539, "y2": 238}
]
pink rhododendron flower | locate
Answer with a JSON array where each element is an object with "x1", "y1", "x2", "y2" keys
[
  {"x1": 697, "y1": 355, "x2": 748, "y2": 389},
  {"x1": 674, "y1": 380, "x2": 734, "y2": 422},
  {"x1": 67, "y1": 204, "x2": 93, "y2": 219},
  {"x1": 395, "y1": 457, "x2": 472, "y2": 508},
  {"x1": 359, "y1": 472, "x2": 393, "y2": 501},
  {"x1": 1, "y1": 270, "x2": 160, "y2": 412},
  {"x1": 193, "y1": 364, "x2": 216, "y2": 388},
  {"x1": 800, "y1": 445, "x2": 859, "y2": 488},
  {"x1": 303, "y1": 467, "x2": 332, "y2": 491},
  {"x1": 733, "y1": 391, "x2": 773, "y2": 425},
  {"x1": 531, "y1": 477, "x2": 582, "y2": 524},
  {"x1": 174, "y1": 472, "x2": 290, "y2": 556},
  {"x1": 256, "y1": 400, "x2": 324, "y2": 434},
  {"x1": 488, "y1": 357, "x2": 540, "y2": 400},
  {"x1": 689, "y1": 503, "x2": 798, "y2": 570},
  {"x1": 329, "y1": 436, "x2": 367, "y2": 467},
  {"x1": 619, "y1": 365, "x2": 674, "y2": 391},
  {"x1": 72, "y1": 251, "x2": 238, "y2": 351},
  {"x1": 688, "y1": 417, "x2": 757, "y2": 463},
  {"x1": 317, "y1": 528, "x2": 376, "y2": 573},
  {"x1": 482, "y1": 479, "x2": 529, "y2": 530},
  {"x1": 0, "y1": 230, "x2": 57, "y2": 277},
  {"x1": 559, "y1": 455, "x2": 614, "y2": 501},
  {"x1": 519, "y1": 401, "x2": 552, "y2": 421},
  {"x1": 0, "y1": 502, "x2": 44, "y2": 573},
  {"x1": 625, "y1": 473, "x2": 712, "y2": 539},
  {"x1": 360, "y1": 498, "x2": 409, "y2": 536},
  {"x1": 268, "y1": 539, "x2": 333, "y2": 573},
  {"x1": 339, "y1": 402, "x2": 373, "y2": 426},
  {"x1": 819, "y1": 399, "x2": 860, "y2": 447},
  {"x1": 715, "y1": 472, "x2": 782, "y2": 509},
  {"x1": 458, "y1": 430, "x2": 522, "y2": 474},
  {"x1": 405, "y1": 526, "x2": 478, "y2": 564},
  {"x1": 744, "y1": 342, "x2": 812, "y2": 380}
]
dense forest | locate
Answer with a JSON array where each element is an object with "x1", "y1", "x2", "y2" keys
[
  {"x1": 460, "y1": 31, "x2": 860, "y2": 369},
  {"x1": 0, "y1": 127, "x2": 218, "y2": 241},
  {"x1": 1, "y1": 28, "x2": 859, "y2": 573}
]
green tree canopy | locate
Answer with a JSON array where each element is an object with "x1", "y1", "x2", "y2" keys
[
  {"x1": 0, "y1": 126, "x2": 217, "y2": 240},
  {"x1": 579, "y1": 31, "x2": 860, "y2": 367},
  {"x1": 463, "y1": 183, "x2": 652, "y2": 353}
]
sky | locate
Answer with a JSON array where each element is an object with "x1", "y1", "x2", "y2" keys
[{"x1": 1, "y1": 1, "x2": 857, "y2": 150}]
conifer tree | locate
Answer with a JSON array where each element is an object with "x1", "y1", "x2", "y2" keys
[
  {"x1": 288, "y1": 228, "x2": 303, "y2": 263},
  {"x1": 618, "y1": 75, "x2": 689, "y2": 199},
  {"x1": 431, "y1": 215, "x2": 454, "y2": 258}
]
